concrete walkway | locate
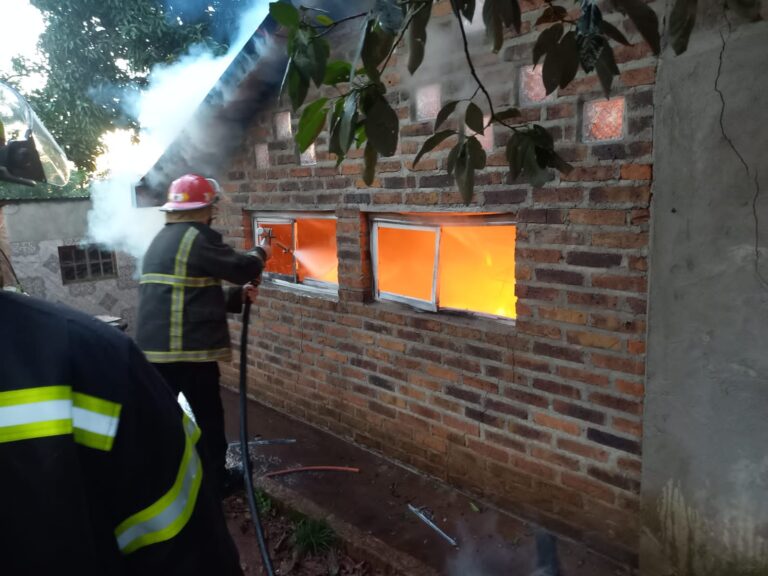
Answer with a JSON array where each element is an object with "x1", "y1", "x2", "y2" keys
[{"x1": 221, "y1": 389, "x2": 631, "y2": 576}]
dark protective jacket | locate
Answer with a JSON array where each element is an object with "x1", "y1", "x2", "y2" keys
[
  {"x1": 0, "y1": 291, "x2": 242, "y2": 576},
  {"x1": 136, "y1": 221, "x2": 264, "y2": 363}
]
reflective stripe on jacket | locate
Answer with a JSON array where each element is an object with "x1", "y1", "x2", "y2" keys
[
  {"x1": 0, "y1": 292, "x2": 242, "y2": 575},
  {"x1": 136, "y1": 222, "x2": 264, "y2": 363}
]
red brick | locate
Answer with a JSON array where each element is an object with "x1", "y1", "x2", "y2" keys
[
  {"x1": 591, "y1": 353, "x2": 645, "y2": 376},
  {"x1": 589, "y1": 392, "x2": 642, "y2": 415},
  {"x1": 533, "y1": 412, "x2": 581, "y2": 436},
  {"x1": 592, "y1": 275, "x2": 647, "y2": 293},
  {"x1": 591, "y1": 232, "x2": 649, "y2": 249},
  {"x1": 557, "y1": 437, "x2": 609, "y2": 462},
  {"x1": 568, "y1": 209, "x2": 626, "y2": 226},
  {"x1": 567, "y1": 330, "x2": 623, "y2": 351},
  {"x1": 620, "y1": 164, "x2": 652, "y2": 180},
  {"x1": 560, "y1": 166, "x2": 617, "y2": 182},
  {"x1": 620, "y1": 66, "x2": 656, "y2": 87},
  {"x1": 539, "y1": 307, "x2": 587, "y2": 325},
  {"x1": 562, "y1": 472, "x2": 616, "y2": 504}
]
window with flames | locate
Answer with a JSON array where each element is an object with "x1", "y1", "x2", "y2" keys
[
  {"x1": 371, "y1": 215, "x2": 517, "y2": 320},
  {"x1": 252, "y1": 213, "x2": 338, "y2": 293}
]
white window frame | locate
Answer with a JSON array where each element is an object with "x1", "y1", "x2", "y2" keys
[
  {"x1": 371, "y1": 213, "x2": 516, "y2": 320},
  {"x1": 372, "y1": 222, "x2": 440, "y2": 312},
  {"x1": 252, "y1": 212, "x2": 338, "y2": 298}
]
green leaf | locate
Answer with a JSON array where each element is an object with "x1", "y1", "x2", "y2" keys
[
  {"x1": 542, "y1": 45, "x2": 562, "y2": 95},
  {"x1": 530, "y1": 125, "x2": 555, "y2": 150},
  {"x1": 340, "y1": 93, "x2": 359, "y2": 153},
  {"x1": 447, "y1": 143, "x2": 460, "y2": 176},
  {"x1": 614, "y1": 0, "x2": 660, "y2": 54},
  {"x1": 287, "y1": 61, "x2": 310, "y2": 110},
  {"x1": 363, "y1": 141, "x2": 378, "y2": 185},
  {"x1": 407, "y1": 1, "x2": 433, "y2": 74},
  {"x1": 454, "y1": 143, "x2": 475, "y2": 204},
  {"x1": 494, "y1": 107, "x2": 521, "y2": 122},
  {"x1": 296, "y1": 97, "x2": 328, "y2": 152},
  {"x1": 362, "y1": 21, "x2": 394, "y2": 80},
  {"x1": 533, "y1": 23, "x2": 563, "y2": 66},
  {"x1": 323, "y1": 61, "x2": 353, "y2": 85},
  {"x1": 668, "y1": 0, "x2": 697, "y2": 55},
  {"x1": 465, "y1": 102, "x2": 485, "y2": 134},
  {"x1": 355, "y1": 124, "x2": 368, "y2": 149},
  {"x1": 435, "y1": 101, "x2": 459, "y2": 131},
  {"x1": 364, "y1": 95, "x2": 399, "y2": 156},
  {"x1": 506, "y1": 132, "x2": 525, "y2": 180},
  {"x1": 414, "y1": 129, "x2": 457, "y2": 167},
  {"x1": 269, "y1": 2, "x2": 300, "y2": 28},
  {"x1": 595, "y1": 44, "x2": 619, "y2": 98},
  {"x1": 316, "y1": 14, "x2": 335, "y2": 26},
  {"x1": 600, "y1": 20, "x2": 631, "y2": 46},
  {"x1": 467, "y1": 136, "x2": 487, "y2": 169},
  {"x1": 536, "y1": 5, "x2": 568, "y2": 25},
  {"x1": 558, "y1": 31, "x2": 579, "y2": 89}
]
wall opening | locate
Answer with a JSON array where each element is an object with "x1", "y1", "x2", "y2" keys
[
  {"x1": 58, "y1": 244, "x2": 118, "y2": 284},
  {"x1": 274, "y1": 111, "x2": 292, "y2": 140},
  {"x1": 372, "y1": 214, "x2": 516, "y2": 319},
  {"x1": 253, "y1": 212, "x2": 338, "y2": 295},
  {"x1": 583, "y1": 97, "x2": 625, "y2": 142},
  {"x1": 415, "y1": 84, "x2": 442, "y2": 121}
]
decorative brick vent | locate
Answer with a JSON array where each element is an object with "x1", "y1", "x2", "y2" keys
[{"x1": 583, "y1": 97, "x2": 625, "y2": 142}]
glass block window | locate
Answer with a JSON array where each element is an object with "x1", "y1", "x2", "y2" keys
[
  {"x1": 300, "y1": 143, "x2": 317, "y2": 166},
  {"x1": 583, "y1": 97, "x2": 625, "y2": 142},
  {"x1": 274, "y1": 111, "x2": 292, "y2": 140},
  {"x1": 255, "y1": 143, "x2": 269, "y2": 168},
  {"x1": 519, "y1": 65, "x2": 551, "y2": 104},
  {"x1": 415, "y1": 84, "x2": 441, "y2": 121},
  {"x1": 58, "y1": 244, "x2": 117, "y2": 284}
]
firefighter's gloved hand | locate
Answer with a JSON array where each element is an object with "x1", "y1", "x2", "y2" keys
[
  {"x1": 243, "y1": 282, "x2": 259, "y2": 303},
  {"x1": 248, "y1": 244, "x2": 271, "y2": 263}
]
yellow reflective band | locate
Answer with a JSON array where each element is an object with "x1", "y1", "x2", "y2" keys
[
  {"x1": 0, "y1": 386, "x2": 121, "y2": 451},
  {"x1": 140, "y1": 273, "x2": 220, "y2": 288},
  {"x1": 169, "y1": 227, "x2": 199, "y2": 352},
  {"x1": 115, "y1": 413, "x2": 203, "y2": 555},
  {"x1": 72, "y1": 392, "x2": 122, "y2": 451},
  {"x1": 143, "y1": 348, "x2": 232, "y2": 363}
]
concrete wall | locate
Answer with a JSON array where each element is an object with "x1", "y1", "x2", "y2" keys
[
  {"x1": 2, "y1": 200, "x2": 140, "y2": 332},
  {"x1": 641, "y1": 19, "x2": 768, "y2": 576}
]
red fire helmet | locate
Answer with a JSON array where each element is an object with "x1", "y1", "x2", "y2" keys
[{"x1": 160, "y1": 174, "x2": 221, "y2": 212}]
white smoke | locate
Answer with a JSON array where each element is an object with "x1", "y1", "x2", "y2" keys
[{"x1": 87, "y1": 0, "x2": 271, "y2": 261}]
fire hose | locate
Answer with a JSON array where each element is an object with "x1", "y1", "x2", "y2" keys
[{"x1": 238, "y1": 297, "x2": 275, "y2": 576}]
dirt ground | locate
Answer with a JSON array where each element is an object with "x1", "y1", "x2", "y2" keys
[{"x1": 224, "y1": 491, "x2": 392, "y2": 576}]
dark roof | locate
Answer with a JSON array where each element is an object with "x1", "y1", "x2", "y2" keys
[{"x1": 140, "y1": 1, "x2": 369, "y2": 204}]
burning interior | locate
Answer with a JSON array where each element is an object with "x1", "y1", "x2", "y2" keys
[
  {"x1": 253, "y1": 213, "x2": 338, "y2": 291},
  {"x1": 374, "y1": 213, "x2": 517, "y2": 319}
]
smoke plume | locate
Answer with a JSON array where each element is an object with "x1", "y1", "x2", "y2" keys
[{"x1": 86, "y1": 0, "x2": 271, "y2": 261}]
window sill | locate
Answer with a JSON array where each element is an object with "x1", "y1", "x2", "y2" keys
[
  {"x1": 373, "y1": 298, "x2": 516, "y2": 330},
  {"x1": 264, "y1": 278, "x2": 340, "y2": 302}
]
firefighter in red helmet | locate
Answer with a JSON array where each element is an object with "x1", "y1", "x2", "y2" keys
[{"x1": 136, "y1": 174, "x2": 271, "y2": 498}]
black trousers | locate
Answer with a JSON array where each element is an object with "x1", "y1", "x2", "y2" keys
[{"x1": 153, "y1": 362, "x2": 228, "y2": 497}]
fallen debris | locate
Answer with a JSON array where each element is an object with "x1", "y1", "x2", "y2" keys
[{"x1": 407, "y1": 504, "x2": 458, "y2": 548}]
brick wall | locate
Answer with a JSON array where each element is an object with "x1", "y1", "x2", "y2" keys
[{"x1": 217, "y1": 0, "x2": 656, "y2": 563}]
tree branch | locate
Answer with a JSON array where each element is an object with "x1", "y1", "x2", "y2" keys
[
  {"x1": 451, "y1": 0, "x2": 518, "y2": 131},
  {"x1": 312, "y1": 12, "x2": 369, "y2": 38}
]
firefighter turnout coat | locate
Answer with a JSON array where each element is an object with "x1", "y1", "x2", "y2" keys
[
  {"x1": 136, "y1": 221, "x2": 264, "y2": 363},
  {"x1": 0, "y1": 291, "x2": 242, "y2": 575}
]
